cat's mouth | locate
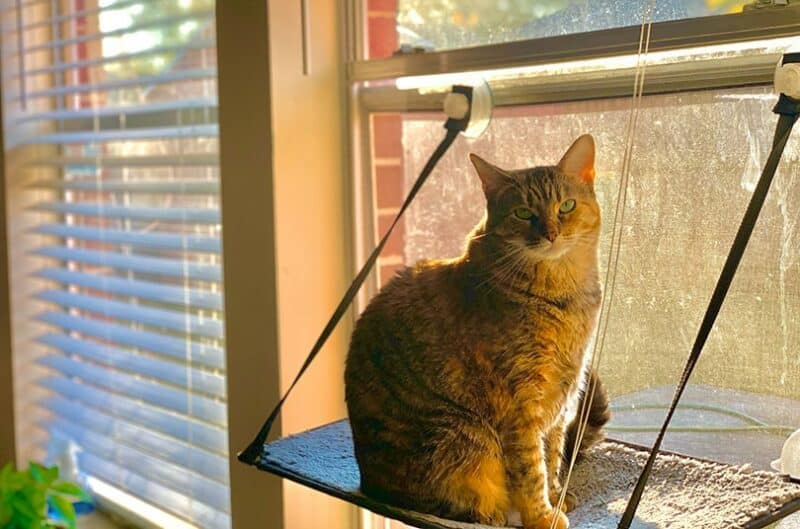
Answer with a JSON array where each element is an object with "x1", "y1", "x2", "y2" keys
[{"x1": 526, "y1": 239, "x2": 571, "y2": 260}]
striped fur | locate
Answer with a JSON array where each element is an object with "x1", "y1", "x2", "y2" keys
[{"x1": 345, "y1": 135, "x2": 607, "y2": 529}]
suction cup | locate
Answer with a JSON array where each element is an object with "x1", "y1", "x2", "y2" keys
[
  {"x1": 463, "y1": 79, "x2": 493, "y2": 138},
  {"x1": 441, "y1": 79, "x2": 493, "y2": 139}
]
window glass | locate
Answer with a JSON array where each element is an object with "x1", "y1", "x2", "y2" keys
[
  {"x1": 366, "y1": 0, "x2": 750, "y2": 58},
  {"x1": 369, "y1": 85, "x2": 800, "y2": 470}
]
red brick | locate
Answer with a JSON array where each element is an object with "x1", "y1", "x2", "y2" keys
[
  {"x1": 368, "y1": 16, "x2": 397, "y2": 59},
  {"x1": 372, "y1": 114, "x2": 402, "y2": 158},
  {"x1": 377, "y1": 213, "x2": 404, "y2": 256},
  {"x1": 379, "y1": 262, "x2": 405, "y2": 287},
  {"x1": 368, "y1": 0, "x2": 397, "y2": 11},
  {"x1": 375, "y1": 164, "x2": 404, "y2": 209}
]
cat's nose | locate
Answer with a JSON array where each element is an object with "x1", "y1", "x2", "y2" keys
[{"x1": 544, "y1": 223, "x2": 559, "y2": 242}]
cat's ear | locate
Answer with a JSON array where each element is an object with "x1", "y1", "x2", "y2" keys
[
  {"x1": 469, "y1": 153, "x2": 509, "y2": 196},
  {"x1": 558, "y1": 134, "x2": 596, "y2": 183}
]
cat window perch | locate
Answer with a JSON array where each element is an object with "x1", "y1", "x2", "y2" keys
[{"x1": 237, "y1": 53, "x2": 800, "y2": 529}]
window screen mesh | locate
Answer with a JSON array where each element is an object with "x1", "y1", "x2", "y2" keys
[{"x1": 374, "y1": 86, "x2": 800, "y2": 471}]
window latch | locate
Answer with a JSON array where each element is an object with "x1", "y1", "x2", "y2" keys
[
  {"x1": 743, "y1": 0, "x2": 792, "y2": 10},
  {"x1": 392, "y1": 44, "x2": 435, "y2": 56}
]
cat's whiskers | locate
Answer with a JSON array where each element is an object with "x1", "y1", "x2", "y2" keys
[
  {"x1": 508, "y1": 255, "x2": 533, "y2": 292},
  {"x1": 476, "y1": 246, "x2": 528, "y2": 292},
  {"x1": 469, "y1": 232, "x2": 490, "y2": 242},
  {"x1": 483, "y1": 248, "x2": 535, "y2": 296},
  {"x1": 483, "y1": 255, "x2": 524, "y2": 290}
]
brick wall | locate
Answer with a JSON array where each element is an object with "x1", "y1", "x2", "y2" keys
[
  {"x1": 366, "y1": 2, "x2": 406, "y2": 286},
  {"x1": 367, "y1": 0, "x2": 397, "y2": 60}
]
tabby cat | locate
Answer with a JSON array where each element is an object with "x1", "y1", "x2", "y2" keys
[{"x1": 345, "y1": 135, "x2": 609, "y2": 529}]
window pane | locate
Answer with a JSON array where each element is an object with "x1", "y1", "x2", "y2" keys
[
  {"x1": 366, "y1": 0, "x2": 752, "y2": 58},
  {"x1": 368, "y1": 85, "x2": 800, "y2": 471}
]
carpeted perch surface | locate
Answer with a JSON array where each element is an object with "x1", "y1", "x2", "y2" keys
[{"x1": 255, "y1": 420, "x2": 800, "y2": 529}]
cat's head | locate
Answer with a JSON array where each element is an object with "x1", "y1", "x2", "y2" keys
[{"x1": 469, "y1": 134, "x2": 600, "y2": 262}]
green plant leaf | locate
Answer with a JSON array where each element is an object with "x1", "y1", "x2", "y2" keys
[
  {"x1": 1, "y1": 464, "x2": 27, "y2": 492},
  {"x1": 0, "y1": 499, "x2": 12, "y2": 526},
  {"x1": 48, "y1": 495, "x2": 76, "y2": 529},
  {"x1": 23, "y1": 486, "x2": 47, "y2": 515},
  {"x1": 28, "y1": 464, "x2": 45, "y2": 485},
  {"x1": 29, "y1": 464, "x2": 58, "y2": 487},
  {"x1": 1, "y1": 462, "x2": 13, "y2": 483},
  {"x1": 0, "y1": 463, "x2": 12, "y2": 495},
  {"x1": 10, "y1": 493, "x2": 40, "y2": 521},
  {"x1": 49, "y1": 482, "x2": 89, "y2": 502}
]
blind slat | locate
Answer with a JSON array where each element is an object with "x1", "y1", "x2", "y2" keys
[
  {"x1": 0, "y1": 0, "x2": 47, "y2": 13},
  {"x1": 34, "y1": 246, "x2": 222, "y2": 281},
  {"x1": 34, "y1": 202, "x2": 220, "y2": 224},
  {"x1": 70, "y1": 450, "x2": 231, "y2": 529},
  {"x1": 42, "y1": 396, "x2": 228, "y2": 483},
  {"x1": 6, "y1": 39, "x2": 214, "y2": 79},
  {"x1": 37, "y1": 268, "x2": 222, "y2": 310},
  {"x1": 38, "y1": 311, "x2": 224, "y2": 368},
  {"x1": 15, "y1": 123, "x2": 219, "y2": 145},
  {"x1": 37, "y1": 289, "x2": 223, "y2": 338},
  {"x1": 13, "y1": 97, "x2": 216, "y2": 124},
  {"x1": 33, "y1": 179, "x2": 220, "y2": 194},
  {"x1": 7, "y1": 11, "x2": 214, "y2": 55},
  {"x1": 38, "y1": 332, "x2": 226, "y2": 397},
  {"x1": 35, "y1": 224, "x2": 221, "y2": 253},
  {"x1": 23, "y1": 154, "x2": 219, "y2": 168},
  {"x1": 40, "y1": 355, "x2": 227, "y2": 426},
  {"x1": 7, "y1": 67, "x2": 217, "y2": 102},
  {"x1": 11, "y1": 1, "x2": 212, "y2": 32},
  {"x1": 45, "y1": 418, "x2": 230, "y2": 512},
  {"x1": 41, "y1": 377, "x2": 227, "y2": 454}
]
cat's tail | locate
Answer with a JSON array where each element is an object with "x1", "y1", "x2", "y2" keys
[{"x1": 562, "y1": 369, "x2": 610, "y2": 467}]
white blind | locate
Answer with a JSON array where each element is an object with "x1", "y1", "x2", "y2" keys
[{"x1": 1, "y1": 1, "x2": 229, "y2": 528}]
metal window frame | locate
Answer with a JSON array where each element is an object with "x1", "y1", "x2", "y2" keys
[{"x1": 350, "y1": 6, "x2": 800, "y2": 82}]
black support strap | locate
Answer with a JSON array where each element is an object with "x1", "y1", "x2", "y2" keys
[
  {"x1": 238, "y1": 87, "x2": 474, "y2": 465},
  {"x1": 617, "y1": 96, "x2": 800, "y2": 528}
]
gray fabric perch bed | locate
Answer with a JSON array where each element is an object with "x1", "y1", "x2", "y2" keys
[{"x1": 257, "y1": 419, "x2": 800, "y2": 529}]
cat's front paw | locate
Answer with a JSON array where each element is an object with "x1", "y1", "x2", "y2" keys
[
  {"x1": 476, "y1": 509, "x2": 508, "y2": 526},
  {"x1": 526, "y1": 509, "x2": 569, "y2": 529}
]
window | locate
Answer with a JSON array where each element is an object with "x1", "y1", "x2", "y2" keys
[
  {"x1": 1, "y1": 1, "x2": 228, "y2": 528},
  {"x1": 351, "y1": 5, "x2": 800, "y2": 528}
]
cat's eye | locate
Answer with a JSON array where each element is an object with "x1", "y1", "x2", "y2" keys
[
  {"x1": 559, "y1": 199, "x2": 577, "y2": 214},
  {"x1": 513, "y1": 207, "x2": 534, "y2": 220}
]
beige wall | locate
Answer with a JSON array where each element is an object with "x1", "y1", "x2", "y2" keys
[
  {"x1": 217, "y1": 2, "x2": 284, "y2": 529},
  {"x1": 219, "y1": 1, "x2": 353, "y2": 528},
  {"x1": 267, "y1": 1, "x2": 355, "y2": 529}
]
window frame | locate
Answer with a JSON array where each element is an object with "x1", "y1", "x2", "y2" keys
[
  {"x1": 0, "y1": 73, "x2": 14, "y2": 467},
  {"x1": 350, "y1": 6, "x2": 800, "y2": 81},
  {"x1": 346, "y1": 9, "x2": 800, "y2": 529}
]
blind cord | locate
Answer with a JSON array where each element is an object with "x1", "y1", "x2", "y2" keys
[{"x1": 552, "y1": 0, "x2": 655, "y2": 519}]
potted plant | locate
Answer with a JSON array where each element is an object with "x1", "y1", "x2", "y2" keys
[{"x1": 0, "y1": 462, "x2": 90, "y2": 529}]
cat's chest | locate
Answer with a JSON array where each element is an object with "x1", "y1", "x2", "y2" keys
[{"x1": 508, "y1": 298, "x2": 599, "y2": 360}]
